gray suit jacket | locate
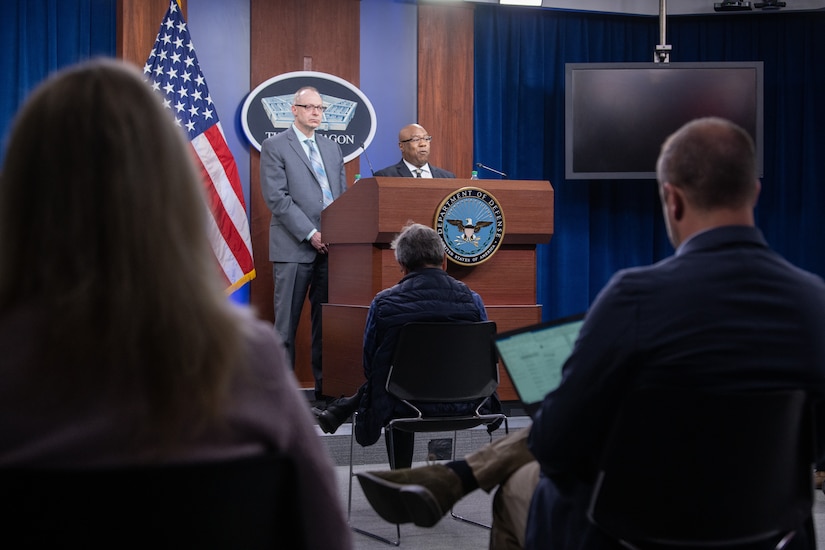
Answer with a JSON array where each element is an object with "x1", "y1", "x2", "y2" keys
[
  {"x1": 373, "y1": 160, "x2": 455, "y2": 179},
  {"x1": 260, "y1": 129, "x2": 347, "y2": 262}
]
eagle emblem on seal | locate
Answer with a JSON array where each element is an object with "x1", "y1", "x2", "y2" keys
[
  {"x1": 434, "y1": 186, "x2": 505, "y2": 266},
  {"x1": 446, "y1": 217, "x2": 493, "y2": 247}
]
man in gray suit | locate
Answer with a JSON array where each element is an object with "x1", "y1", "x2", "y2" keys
[
  {"x1": 374, "y1": 123, "x2": 456, "y2": 179},
  {"x1": 260, "y1": 86, "x2": 347, "y2": 403}
]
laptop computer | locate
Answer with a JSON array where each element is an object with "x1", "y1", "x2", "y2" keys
[{"x1": 494, "y1": 313, "x2": 585, "y2": 418}]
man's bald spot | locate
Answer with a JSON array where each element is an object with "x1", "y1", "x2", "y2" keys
[{"x1": 398, "y1": 124, "x2": 426, "y2": 141}]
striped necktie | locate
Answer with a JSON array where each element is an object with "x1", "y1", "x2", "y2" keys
[
  {"x1": 414, "y1": 169, "x2": 422, "y2": 178},
  {"x1": 305, "y1": 139, "x2": 334, "y2": 208}
]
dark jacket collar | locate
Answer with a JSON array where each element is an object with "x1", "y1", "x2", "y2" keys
[{"x1": 676, "y1": 225, "x2": 768, "y2": 256}]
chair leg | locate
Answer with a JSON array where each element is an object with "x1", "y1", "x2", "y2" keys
[
  {"x1": 775, "y1": 530, "x2": 797, "y2": 550},
  {"x1": 448, "y1": 417, "x2": 510, "y2": 530},
  {"x1": 449, "y1": 511, "x2": 492, "y2": 529},
  {"x1": 387, "y1": 425, "x2": 397, "y2": 470},
  {"x1": 445, "y1": 428, "x2": 489, "y2": 529},
  {"x1": 351, "y1": 524, "x2": 401, "y2": 546},
  {"x1": 348, "y1": 413, "x2": 402, "y2": 546},
  {"x1": 347, "y1": 415, "x2": 356, "y2": 519}
]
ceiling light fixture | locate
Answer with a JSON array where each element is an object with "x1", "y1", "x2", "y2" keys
[
  {"x1": 714, "y1": 1, "x2": 753, "y2": 10},
  {"x1": 754, "y1": 1, "x2": 786, "y2": 9},
  {"x1": 500, "y1": 0, "x2": 543, "y2": 6}
]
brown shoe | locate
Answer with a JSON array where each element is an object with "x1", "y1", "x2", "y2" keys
[
  {"x1": 356, "y1": 464, "x2": 464, "y2": 527},
  {"x1": 814, "y1": 470, "x2": 825, "y2": 490}
]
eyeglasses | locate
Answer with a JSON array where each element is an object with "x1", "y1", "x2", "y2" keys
[
  {"x1": 400, "y1": 135, "x2": 433, "y2": 143},
  {"x1": 294, "y1": 104, "x2": 327, "y2": 113}
]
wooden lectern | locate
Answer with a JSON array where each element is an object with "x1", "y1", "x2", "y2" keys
[{"x1": 321, "y1": 177, "x2": 554, "y2": 401}]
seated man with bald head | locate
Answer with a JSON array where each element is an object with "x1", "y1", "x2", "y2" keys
[
  {"x1": 353, "y1": 118, "x2": 825, "y2": 550},
  {"x1": 374, "y1": 123, "x2": 456, "y2": 179}
]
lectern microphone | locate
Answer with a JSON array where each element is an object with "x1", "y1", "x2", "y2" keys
[
  {"x1": 360, "y1": 143, "x2": 376, "y2": 176},
  {"x1": 476, "y1": 162, "x2": 508, "y2": 179}
]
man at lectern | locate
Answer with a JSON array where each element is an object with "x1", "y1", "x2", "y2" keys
[{"x1": 374, "y1": 123, "x2": 456, "y2": 179}]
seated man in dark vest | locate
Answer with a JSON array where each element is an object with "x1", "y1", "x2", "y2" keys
[{"x1": 314, "y1": 222, "x2": 498, "y2": 468}]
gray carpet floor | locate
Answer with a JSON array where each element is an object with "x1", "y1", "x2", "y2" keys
[{"x1": 322, "y1": 418, "x2": 525, "y2": 549}]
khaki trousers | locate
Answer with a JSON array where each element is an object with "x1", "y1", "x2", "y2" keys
[{"x1": 464, "y1": 427, "x2": 539, "y2": 550}]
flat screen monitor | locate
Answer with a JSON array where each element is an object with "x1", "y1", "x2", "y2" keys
[{"x1": 565, "y1": 62, "x2": 763, "y2": 180}]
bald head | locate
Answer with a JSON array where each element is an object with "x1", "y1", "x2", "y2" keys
[
  {"x1": 398, "y1": 124, "x2": 432, "y2": 168},
  {"x1": 398, "y1": 124, "x2": 426, "y2": 141},
  {"x1": 657, "y1": 117, "x2": 759, "y2": 211},
  {"x1": 656, "y1": 117, "x2": 760, "y2": 248}
]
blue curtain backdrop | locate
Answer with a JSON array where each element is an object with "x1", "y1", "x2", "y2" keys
[
  {"x1": 0, "y1": 0, "x2": 116, "y2": 161},
  {"x1": 0, "y1": 0, "x2": 253, "y2": 304},
  {"x1": 3, "y1": 3, "x2": 824, "y2": 314},
  {"x1": 474, "y1": 7, "x2": 825, "y2": 322}
]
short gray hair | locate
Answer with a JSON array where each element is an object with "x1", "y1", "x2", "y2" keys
[{"x1": 391, "y1": 222, "x2": 445, "y2": 271}]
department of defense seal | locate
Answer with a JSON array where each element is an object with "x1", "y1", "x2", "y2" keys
[{"x1": 434, "y1": 187, "x2": 505, "y2": 266}]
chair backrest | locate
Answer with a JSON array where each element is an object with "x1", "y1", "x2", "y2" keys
[
  {"x1": 385, "y1": 320, "x2": 499, "y2": 403},
  {"x1": 1, "y1": 452, "x2": 305, "y2": 549},
  {"x1": 588, "y1": 388, "x2": 814, "y2": 547}
]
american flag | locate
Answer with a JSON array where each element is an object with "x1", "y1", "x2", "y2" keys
[{"x1": 143, "y1": 0, "x2": 255, "y2": 293}]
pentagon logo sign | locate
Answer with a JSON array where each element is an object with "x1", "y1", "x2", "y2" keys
[
  {"x1": 241, "y1": 71, "x2": 377, "y2": 163},
  {"x1": 434, "y1": 187, "x2": 505, "y2": 266}
]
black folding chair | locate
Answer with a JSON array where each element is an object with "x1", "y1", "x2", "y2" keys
[
  {"x1": 1, "y1": 452, "x2": 304, "y2": 549},
  {"x1": 348, "y1": 320, "x2": 508, "y2": 546},
  {"x1": 588, "y1": 388, "x2": 814, "y2": 550}
]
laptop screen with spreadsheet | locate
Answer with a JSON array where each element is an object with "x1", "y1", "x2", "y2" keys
[{"x1": 494, "y1": 313, "x2": 585, "y2": 417}]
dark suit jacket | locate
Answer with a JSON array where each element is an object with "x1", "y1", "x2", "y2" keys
[
  {"x1": 260, "y1": 128, "x2": 346, "y2": 263},
  {"x1": 373, "y1": 160, "x2": 455, "y2": 179},
  {"x1": 526, "y1": 225, "x2": 825, "y2": 550}
]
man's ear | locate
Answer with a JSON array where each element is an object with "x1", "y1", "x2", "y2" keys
[
  {"x1": 752, "y1": 180, "x2": 762, "y2": 208},
  {"x1": 664, "y1": 182, "x2": 685, "y2": 222}
]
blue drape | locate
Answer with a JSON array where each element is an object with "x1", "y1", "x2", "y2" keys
[
  {"x1": 474, "y1": 7, "x2": 825, "y2": 321},
  {"x1": 0, "y1": 1, "x2": 259, "y2": 303},
  {"x1": 0, "y1": 0, "x2": 116, "y2": 162},
  {"x1": 3, "y1": 3, "x2": 823, "y2": 312}
]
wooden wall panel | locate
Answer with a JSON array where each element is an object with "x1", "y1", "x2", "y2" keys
[
  {"x1": 249, "y1": 0, "x2": 360, "y2": 389},
  {"x1": 417, "y1": 3, "x2": 475, "y2": 179},
  {"x1": 117, "y1": 0, "x2": 186, "y2": 68}
]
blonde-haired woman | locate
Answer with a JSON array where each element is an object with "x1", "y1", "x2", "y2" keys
[{"x1": 0, "y1": 58, "x2": 351, "y2": 549}]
